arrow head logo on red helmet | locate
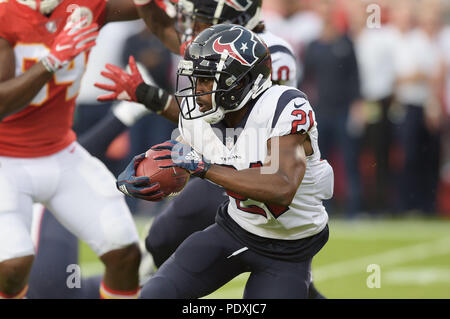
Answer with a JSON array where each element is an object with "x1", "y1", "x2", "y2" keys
[{"x1": 212, "y1": 26, "x2": 258, "y2": 66}]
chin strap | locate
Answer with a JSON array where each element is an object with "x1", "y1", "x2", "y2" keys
[
  {"x1": 252, "y1": 75, "x2": 272, "y2": 99},
  {"x1": 202, "y1": 106, "x2": 225, "y2": 124},
  {"x1": 232, "y1": 73, "x2": 271, "y2": 114},
  {"x1": 203, "y1": 49, "x2": 228, "y2": 124},
  {"x1": 213, "y1": 0, "x2": 226, "y2": 25},
  {"x1": 205, "y1": 72, "x2": 271, "y2": 124},
  {"x1": 245, "y1": 7, "x2": 262, "y2": 31}
]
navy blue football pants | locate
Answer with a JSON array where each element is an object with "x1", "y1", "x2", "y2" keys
[
  {"x1": 146, "y1": 177, "x2": 326, "y2": 299},
  {"x1": 146, "y1": 177, "x2": 227, "y2": 267},
  {"x1": 140, "y1": 223, "x2": 312, "y2": 299}
]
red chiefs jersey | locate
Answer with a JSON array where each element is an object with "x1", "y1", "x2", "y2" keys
[{"x1": 0, "y1": 0, "x2": 107, "y2": 157}]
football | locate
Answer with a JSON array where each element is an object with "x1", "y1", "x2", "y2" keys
[{"x1": 136, "y1": 149, "x2": 190, "y2": 197}]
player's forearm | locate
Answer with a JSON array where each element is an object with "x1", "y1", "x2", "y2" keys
[
  {"x1": 104, "y1": 0, "x2": 140, "y2": 23},
  {"x1": 205, "y1": 165, "x2": 304, "y2": 207},
  {"x1": 158, "y1": 96, "x2": 180, "y2": 123},
  {"x1": 136, "y1": 83, "x2": 180, "y2": 123},
  {"x1": 136, "y1": 2, "x2": 180, "y2": 54},
  {"x1": 0, "y1": 62, "x2": 53, "y2": 121}
]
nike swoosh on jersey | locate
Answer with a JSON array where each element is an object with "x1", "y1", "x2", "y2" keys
[{"x1": 294, "y1": 102, "x2": 306, "y2": 108}]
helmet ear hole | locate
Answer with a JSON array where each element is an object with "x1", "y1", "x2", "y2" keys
[{"x1": 235, "y1": 76, "x2": 248, "y2": 90}]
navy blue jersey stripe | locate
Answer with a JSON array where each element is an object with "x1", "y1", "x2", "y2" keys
[
  {"x1": 268, "y1": 45, "x2": 296, "y2": 60},
  {"x1": 271, "y1": 89, "x2": 308, "y2": 128}
]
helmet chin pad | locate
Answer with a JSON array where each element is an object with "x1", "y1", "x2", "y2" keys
[
  {"x1": 202, "y1": 106, "x2": 225, "y2": 124},
  {"x1": 16, "y1": 0, "x2": 61, "y2": 15}
]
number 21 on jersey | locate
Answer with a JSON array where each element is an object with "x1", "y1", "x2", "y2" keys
[{"x1": 225, "y1": 162, "x2": 290, "y2": 219}]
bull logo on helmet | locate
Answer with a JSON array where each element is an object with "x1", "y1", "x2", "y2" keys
[{"x1": 212, "y1": 26, "x2": 258, "y2": 66}]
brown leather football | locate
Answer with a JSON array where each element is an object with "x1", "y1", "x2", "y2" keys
[{"x1": 136, "y1": 149, "x2": 190, "y2": 197}]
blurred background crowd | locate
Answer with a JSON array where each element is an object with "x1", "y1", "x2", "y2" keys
[{"x1": 74, "y1": 0, "x2": 450, "y2": 219}]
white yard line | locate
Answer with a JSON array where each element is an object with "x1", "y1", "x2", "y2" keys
[
  {"x1": 385, "y1": 267, "x2": 450, "y2": 285},
  {"x1": 313, "y1": 237, "x2": 450, "y2": 282},
  {"x1": 328, "y1": 220, "x2": 450, "y2": 240}
]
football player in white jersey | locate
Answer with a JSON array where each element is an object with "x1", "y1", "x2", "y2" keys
[
  {"x1": 122, "y1": 24, "x2": 333, "y2": 298},
  {"x1": 95, "y1": 0, "x2": 327, "y2": 298}
]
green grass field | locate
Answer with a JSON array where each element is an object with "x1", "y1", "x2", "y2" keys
[{"x1": 80, "y1": 217, "x2": 450, "y2": 299}]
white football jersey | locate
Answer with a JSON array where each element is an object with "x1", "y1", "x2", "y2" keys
[
  {"x1": 179, "y1": 85, "x2": 333, "y2": 240},
  {"x1": 259, "y1": 30, "x2": 297, "y2": 87}
]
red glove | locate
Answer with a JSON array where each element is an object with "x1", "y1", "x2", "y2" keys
[
  {"x1": 41, "y1": 19, "x2": 99, "y2": 73},
  {"x1": 95, "y1": 55, "x2": 144, "y2": 102}
]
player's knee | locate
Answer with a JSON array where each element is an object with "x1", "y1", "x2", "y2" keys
[
  {"x1": 145, "y1": 232, "x2": 155, "y2": 255},
  {"x1": 145, "y1": 221, "x2": 173, "y2": 267},
  {"x1": 145, "y1": 234, "x2": 163, "y2": 268},
  {"x1": 101, "y1": 243, "x2": 141, "y2": 273},
  {"x1": 0, "y1": 255, "x2": 34, "y2": 295},
  {"x1": 145, "y1": 225, "x2": 163, "y2": 255}
]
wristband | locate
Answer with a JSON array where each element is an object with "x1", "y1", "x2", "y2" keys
[
  {"x1": 41, "y1": 55, "x2": 61, "y2": 73},
  {"x1": 136, "y1": 82, "x2": 172, "y2": 114}
]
